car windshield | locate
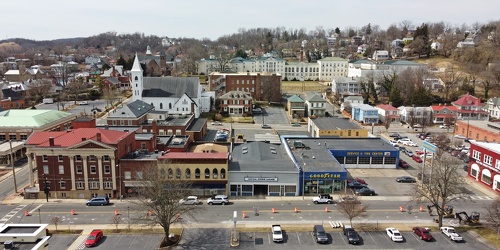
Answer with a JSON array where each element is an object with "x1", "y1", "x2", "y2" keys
[
  {"x1": 448, "y1": 229, "x2": 456, "y2": 233},
  {"x1": 317, "y1": 231, "x2": 326, "y2": 236},
  {"x1": 423, "y1": 232, "x2": 431, "y2": 236},
  {"x1": 274, "y1": 230, "x2": 282, "y2": 234},
  {"x1": 87, "y1": 236, "x2": 96, "y2": 240},
  {"x1": 394, "y1": 232, "x2": 401, "y2": 236}
]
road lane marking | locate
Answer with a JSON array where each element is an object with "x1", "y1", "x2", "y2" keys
[
  {"x1": 0, "y1": 205, "x2": 27, "y2": 223},
  {"x1": 29, "y1": 204, "x2": 43, "y2": 214}
]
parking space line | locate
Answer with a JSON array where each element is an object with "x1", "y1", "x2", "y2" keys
[
  {"x1": 253, "y1": 232, "x2": 256, "y2": 247},
  {"x1": 267, "y1": 232, "x2": 271, "y2": 244},
  {"x1": 337, "y1": 232, "x2": 348, "y2": 245},
  {"x1": 408, "y1": 230, "x2": 423, "y2": 244},
  {"x1": 296, "y1": 232, "x2": 301, "y2": 245}
]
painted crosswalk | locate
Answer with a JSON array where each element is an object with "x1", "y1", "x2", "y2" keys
[
  {"x1": 454, "y1": 195, "x2": 493, "y2": 200},
  {"x1": 0, "y1": 205, "x2": 27, "y2": 223}
]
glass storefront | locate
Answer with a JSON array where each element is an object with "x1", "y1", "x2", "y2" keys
[{"x1": 304, "y1": 179, "x2": 344, "y2": 194}]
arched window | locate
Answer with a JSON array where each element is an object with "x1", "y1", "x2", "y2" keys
[
  {"x1": 167, "y1": 168, "x2": 173, "y2": 179},
  {"x1": 176, "y1": 168, "x2": 181, "y2": 179},
  {"x1": 205, "y1": 168, "x2": 210, "y2": 179},
  {"x1": 160, "y1": 168, "x2": 166, "y2": 179},
  {"x1": 213, "y1": 168, "x2": 218, "y2": 179},
  {"x1": 151, "y1": 103, "x2": 154, "y2": 107},
  {"x1": 195, "y1": 168, "x2": 200, "y2": 179},
  {"x1": 135, "y1": 76, "x2": 138, "y2": 81},
  {"x1": 185, "y1": 169, "x2": 191, "y2": 179},
  {"x1": 221, "y1": 169, "x2": 226, "y2": 179},
  {"x1": 169, "y1": 103, "x2": 172, "y2": 109},
  {"x1": 160, "y1": 103, "x2": 163, "y2": 109}
]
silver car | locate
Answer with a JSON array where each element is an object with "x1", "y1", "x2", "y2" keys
[
  {"x1": 179, "y1": 196, "x2": 202, "y2": 205},
  {"x1": 207, "y1": 195, "x2": 229, "y2": 205}
]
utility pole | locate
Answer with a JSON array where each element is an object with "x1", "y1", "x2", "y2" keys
[{"x1": 9, "y1": 140, "x2": 17, "y2": 194}]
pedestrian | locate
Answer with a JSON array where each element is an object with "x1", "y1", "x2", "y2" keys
[{"x1": 407, "y1": 204, "x2": 413, "y2": 214}]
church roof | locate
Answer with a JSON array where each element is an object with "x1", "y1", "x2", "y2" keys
[
  {"x1": 131, "y1": 54, "x2": 142, "y2": 72},
  {"x1": 142, "y1": 77, "x2": 200, "y2": 98}
]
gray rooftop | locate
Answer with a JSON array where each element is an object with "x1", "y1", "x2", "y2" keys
[
  {"x1": 229, "y1": 141, "x2": 297, "y2": 172},
  {"x1": 142, "y1": 77, "x2": 199, "y2": 98},
  {"x1": 286, "y1": 137, "x2": 396, "y2": 172},
  {"x1": 311, "y1": 117, "x2": 363, "y2": 130},
  {"x1": 187, "y1": 118, "x2": 207, "y2": 132},
  {"x1": 108, "y1": 100, "x2": 154, "y2": 118}
]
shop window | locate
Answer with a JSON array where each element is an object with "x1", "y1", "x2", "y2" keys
[
  {"x1": 385, "y1": 157, "x2": 397, "y2": 164},
  {"x1": 482, "y1": 173, "x2": 492, "y2": 185},
  {"x1": 345, "y1": 157, "x2": 357, "y2": 164},
  {"x1": 471, "y1": 168, "x2": 478, "y2": 178},
  {"x1": 204, "y1": 168, "x2": 210, "y2": 179},
  {"x1": 221, "y1": 169, "x2": 226, "y2": 179},
  {"x1": 358, "y1": 157, "x2": 370, "y2": 164},
  {"x1": 213, "y1": 168, "x2": 218, "y2": 179},
  {"x1": 371, "y1": 157, "x2": 384, "y2": 164},
  {"x1": 185, "y1": 169, "x2": 191, "y2": 179},
  {"x1": 195, "y1": 168, "x2": 200, "y2": 179}
]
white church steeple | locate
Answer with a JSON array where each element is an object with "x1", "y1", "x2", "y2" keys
[
  {"x1": 131, "y1": 53, "x2": 143, "y2": 101},
  {"x1": 146, "y1": 45, "x2": 152, "y2": 55}
]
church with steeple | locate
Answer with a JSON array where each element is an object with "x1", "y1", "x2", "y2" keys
[
  {"x1": 131, "y1": 54, "x2": 208, "y2": 118},
  {"x1": 138, "y1": 45, "x2": 174, "y2": 76}
]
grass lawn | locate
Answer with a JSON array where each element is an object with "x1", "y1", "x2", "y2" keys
[{"x1": 282, "y1": 81, "x2": 328, "y2": 94}]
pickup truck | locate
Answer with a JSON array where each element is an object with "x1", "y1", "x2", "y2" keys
[
  {"x1": 271, "y1": 224, "x2": 283, "y2": 242},
  {"x1": 440, "y1": 227, "x2": 463, "y2": 242},
  {"x1": 312, "y1": 194, "x2": 333, "y2": 204}
]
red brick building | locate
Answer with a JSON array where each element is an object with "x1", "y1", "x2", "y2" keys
[
  {"x1": 25, "y1": 128, "x2": 135, "y2": 199},
  {"x1": 209, "y1": 72, "x2": 282, "y2": 103},
  {"x1": 468, "y1": 140, "x2": 500, "y2": 194},
  {"x1": 454, "y1": 120, "x2": 500, "y2": 142}
]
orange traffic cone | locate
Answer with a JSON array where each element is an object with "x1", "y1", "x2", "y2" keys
[
  {"x1": 294, "y1": 207, "x2": 298, "y2": 213},
  {"x1": 325, "y1": 206, "x2": 329, "y2": 212},
  {"x1": 419, "y1": 206, "x2": 424, "y2": 212},
  {"x1": 399, "y1": 206, "x2": 405, "y2": 212},
  {"x1": 149, "y1": 210, "x2": 153, "y2": 216},
  {"x1": 24, "y1": 210, "x2": 30, "y2": 216},
  {"x1": 115, "y1": 210, "x2": 119, "y2": 215},
  {"x1": 242, "y1": 212, "x2": 246, "y2": 219},
  {"x1": 176, "y1": 213, "x2": 181, "y2": 221},
  {"x1": 272, "y1": 208, "x2": 276, "y2": 214},
  {"x1": 71, "y1": 209, "x2": 76, "y2": 215}
]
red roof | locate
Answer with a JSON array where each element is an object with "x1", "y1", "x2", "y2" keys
[
  {"x1": 431, "y1": 105, "x2": 457, "y2": 111},
  {"x1": 26, "y1": 128, "x2": 130, "y2": 147},
  {"x1": 159, "y1": 152, "x2": 229, "y2": 160},
  {"x1": 453, "y1": 94, "x2": 482, "y2": 106},
  {"x1": 376, "y1": 104, "x2": 398, "y2": 111}
]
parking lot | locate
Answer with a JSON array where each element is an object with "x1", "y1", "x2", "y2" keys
[
  {"x1": 238, "y1": 229, "x2": 493, "y2": 249},
  {"x1": 253, "y1": 106, "x2": 290, "y2": 125}
]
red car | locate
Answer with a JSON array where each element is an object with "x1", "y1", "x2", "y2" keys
[
  {"x1": 347, "y1": 178, "x2": 367, "y2": 185},
  {"x1": 412, "y1": 227, "x2": 434, "y2": 241},
  {"x1": 398, "y1": 159, "x2": 409, "y2": 169},
  {"x1": 415, "y1": 150, "x2": 425, "y2": 155},
  {"x1": 412, "y1": 155, "x2": 423, "y2": 163},
  {"x1": 85, "y1": 229, "x2": 103, "y2": 247}
]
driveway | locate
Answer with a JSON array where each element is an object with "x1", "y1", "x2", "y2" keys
[{"x1": 253, "y1": 106, "x2": 290, "y2": 125}]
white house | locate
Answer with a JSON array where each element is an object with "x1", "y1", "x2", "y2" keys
[
  {"x1": 485, "y1": 97, "x2": 500, "y2": 120},
  {"x1": 372, "y1": 50, "x2": 389, "y2": 61},
  {"x1": 398, "y1": 106, "x2": 433, "y2": 124},
  {"x1": 341, "y1": 95, "x2": 363, "y2": 111}
]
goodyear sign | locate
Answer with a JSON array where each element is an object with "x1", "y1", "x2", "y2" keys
[{"x1": 304, "y1": 172, "x2": 347, "y2": 180}]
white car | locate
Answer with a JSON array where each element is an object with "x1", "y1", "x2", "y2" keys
[
  {"x1": 439, "y1": 125, "x2": 449, "y2": 129},
  {"x1": 79, "y1": 101, "x2": 89, "y2": 105},
  {"x1": 386, "y1": 228, "x2": 404, "y2": 242},
  {"x1": 397, "y1": 138, "x2": 411, "y2": 144},
  {"x1": 211, "y1": 121, "x2": 223, "y2": 126},
  {"x1": 179, "y1": 196, "x2": 201, "y2": 205},
  {"x1": 405, "y1": 141, "x2": 418, "y2": 147},
  {"x1": 440, "y1": 227, "x2": 463, "y2": 241}
]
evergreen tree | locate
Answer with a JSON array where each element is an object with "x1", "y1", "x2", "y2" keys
[
  {"x1": 335, "y1": 27, "x2": 341, "y2": 34},
  {"x1": 389, "y1": 86, "x2": 404, "y2": 107}
]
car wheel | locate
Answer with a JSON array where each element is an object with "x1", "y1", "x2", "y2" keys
[
  {"x1": 314, "y1": 201, "x2": 318, "y2": 204},
  {"x1": 370, "y1": 193, "x2": 373, "y2": 196},
  {"x1": 100, "y1": 203, "x2": 104, "y2": 206},
  {"x1": 208, "y1": 202, "x2": 212, "y2": 205},
  {"x1": 327, "y1": 201, "x2": 331, "y2": 204},
  {"x1": 222, "y1": 202, "x2": 226, "y2": 206}
]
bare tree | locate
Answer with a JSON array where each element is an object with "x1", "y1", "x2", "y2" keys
[
  {"x1": 384, "y1": 117, "x2": 391, "y2": 132},
  {"x1": 26, "y1": 79, "x2": 52, "y2": 106},
  {"x1": 65, "y1": 77, "x2": 88, "y2": 104},
  {"x1": 336, "y1": 196, "x2": 368, "y2": 226},
  {"x1": 411, "y1": 155, "x2": 468, "y2": 228},
  {"x1": 50, "y1": 216, "x2": 61, "y2": 232},
  {"x1": 132, "y1": 164, "x2": 203, "y2": 246},
  {"x1": 111, "y1": 214, "x2": 121, "y2": 232},
  {"x1": 484, "y1": 197, "x2": 500, "y2": 237}
]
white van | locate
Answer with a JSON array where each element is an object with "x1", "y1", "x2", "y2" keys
[{"x1": 42, "y1": 98, "x2": 54, "y2": 104}]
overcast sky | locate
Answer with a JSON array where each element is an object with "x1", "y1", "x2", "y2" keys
[{"x1": 2, "y1": 0, "x2": 499, "y2": 41}]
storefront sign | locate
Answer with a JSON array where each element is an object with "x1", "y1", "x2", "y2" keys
[
  {"x1": 333, "y1": 150, "x2": 397, "y2": 157},
  {"x1": 244, "y1": 177, "x2": 278, "y2": 182},
  {"x1": 305, "y1": 171, "x2": 347, "y2": 180}
]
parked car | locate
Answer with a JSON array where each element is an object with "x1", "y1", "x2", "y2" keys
[
  {"x1": 347, "y1": 182, "x2": 368, "y2": 189},
  {"x1": 355, "y1": 187, "x2": 376, "y2": 196},
  {"x1": 79, "y1": 101, "x2": 89, "y2": 105},
  {"x1": 347, "y1": 178, "x2": 367, "y2": 185},
  {"x1": 313, "y1": 225, "x2": 329, "y2": 243},
  {"x1": 179, "y1": 196, "x2": 202, "y2": 205},
  {"x1": 386, "y1": 228, "x2": 404, "y2": 242},
  {"x1": 85, "y1": 229, "x2": 103, "y2": 247},
  {"x1": 86, "y1": 196, "x2": 109, "y2": 206},
  {"x1": 261, "y1": 124, "x2": 272, "y2": 129},
  {"x1": 211, "y1": 121, "x2": 223, "y2": 126},
  {"x1": 415, "y1": 150, "x2": 425, "y2": 155},
  {"x1": 396, "y1": 176, "x2": 416, "y2": 183},
  {"x1": 398, "y1": 159, "x2": 409, "y2": 169},
  {"x1": 413, "y1": 124, "x2": 423, "y2": 128},
  {"x1": 413, "y1": 227, "x2": 434, "y2": 241},
  {"x1": 312, "y1": 194, "x2": 333, "y2": 204},
  {"x1": 404, "y1": 149, "x2": 414, "y2": 157},
  {"x1": 439, "y1": 125, "x2": 450, "y2": 129},
  {"x1": 412, "y1": 155, "x2": 423, "y2": 163},
  {"x1": 343, "y1": 225, "x2": 361, "y2": 244},
  {"x1": 207, "y1": 195, "x2": 229, "y2": 205},
  {"x1": 405, "y1": 141, "x2": 418, "y2": 147},
  {"x1": 291, "y1": 123, "x2": 301, "y2": 127},
  {"x1": 397, "y1": 138, "x2": 411, "y2": 144},
  {"x1": 389, "y1": 133, "x2": 400, "y2": 138}
]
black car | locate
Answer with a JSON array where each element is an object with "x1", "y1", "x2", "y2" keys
[
  {"x1": 344, "y1": 226, "x2": 361, "y2": 244},
  {"x1": 347, "y1": 182, "x2": 368, "y2": 189},
  {"x1": 389, "y1": 133, "x2": 400, "y2": 138},
  {"x1": 396, "y1": 176, "x2": 416, "y2": 183},
  {"x1": 355, "y1": 187, "x2": 376, "y2": 196}
]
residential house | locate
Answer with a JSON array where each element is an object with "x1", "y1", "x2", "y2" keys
[
  {"x1": 398, "y1": 106, "x2": 433, "y2": 125},
  {"x1": 131, "y1": 55, "x2": 207, "y2": 117},
  {"x1": 430, "y1": 105, "x2": 458, "y2": 125},
  {"x1": 453, "y1": 93, "x2": 488, "y2": 120},
  {"x1": 485, "y1": 97, "x2": 500, "y2": 120},
  {"x1": 332, "y1": 77, "x2": 361, "y2": 98},
  {"x1": 308, "y1": 117, "x2": 367, "y2": 138},
  {"x1": 219, "y1": 91, "x2": 253, "y2": 115},
  {"x1": 106, "y1": 100, "x2": 155, "y2": 127},
  {"x1": 468, "y1": 140, "x2": 500, "y2": 194},
  {"x1": 376, "y1": 104, "x2": 400, "y2": 124},
  {"x1": 287, "y1": 95, "x2": 305, "y2": 118},
  {"x1": 372, "y1": 50, "x2": 389, "y2": 61},
  {"x1": 305, "y1": 94, "x2": 327, "y2": 117},
  {"x1": 0, "y1": 87, "x2": 25, "y2": 111},
  {"x1": 352, "y1": 104, "x2": 379, "y2": 124},
  {"x1": 24, "y1": 128, "x2": 136, "y2": 199},
  {"x1": 340, "y1": 95, "x2": 363, "y2": 111}
]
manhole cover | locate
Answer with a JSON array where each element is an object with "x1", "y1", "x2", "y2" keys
[{"x1": 255, "y1": 238, "x2": 263, "y2": 245}]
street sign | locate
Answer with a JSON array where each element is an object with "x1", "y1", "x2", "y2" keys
[{"x1": 423, "y1": 141, "x2": 437, "y2": 154}]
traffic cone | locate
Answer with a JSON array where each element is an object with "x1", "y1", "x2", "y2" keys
[
  {"x1": 149, "y1": 210, "x2": 153, "y2": 216},
  {"x1": 272, "y1": 208, "x2": 276, "y2": 214},
  {"x1": 399, "y1": 206, "x2": 405, "y2": 212},
  {"x1": 115, "y1": 210, "x2": 119, "y2": 215},
  {"x1": 242, "y1": 212, "x2": 246, "y2": 219},
  {"x1": 71, "y1": 209, "x2": 76, "y2": 215},
  {"x1": 294, "y1": 207, "x2": 298, "y2": 213},
  {"x1": 176, "y1": 213, "x2": 181, "y2": 221},
  {"x1": 325, "y1": 206, "x2": 329, "y2": 212},
  {"x1": 24, "y1": 210, "x2": 30, "y2": 216},
  {"x1": 419, "y1": 206, "x2": 424, "y2": 212}
]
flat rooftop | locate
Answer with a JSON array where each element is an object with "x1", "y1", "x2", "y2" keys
[
  {"x1": 311, "y1": 117, "x2": 363, "y2": 130},
  {"x1": 285, "y1": 137, "x2": 396, "y2": 172},
  {"x1": 229, "y1": 141, "x2": 297, "y2": 172}
]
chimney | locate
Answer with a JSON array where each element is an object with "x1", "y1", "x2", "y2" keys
[
  {"x1": 49, "y1": 137, "x2": 54, "y2": 146},
  {"x1": 97, "y1": 133, "x2": 101, "y2": 142}
]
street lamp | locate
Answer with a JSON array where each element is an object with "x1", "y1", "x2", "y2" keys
[
  {"x1": 127, "y1": 206, "x2": 130, "y2": 230},
  {"x1": 38, "y1": 209, "x2": 41, "y2": 224},
  {"x1": 233, "y1": 211, "x2": 238, "y2": 242},
  {"x1": 43, "y1": 174, "x2": 49, "y2": 202}
]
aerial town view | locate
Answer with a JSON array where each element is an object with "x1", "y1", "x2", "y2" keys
[{"x1": 0, "y1": 1, "x2": 499, "y2": 249}]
